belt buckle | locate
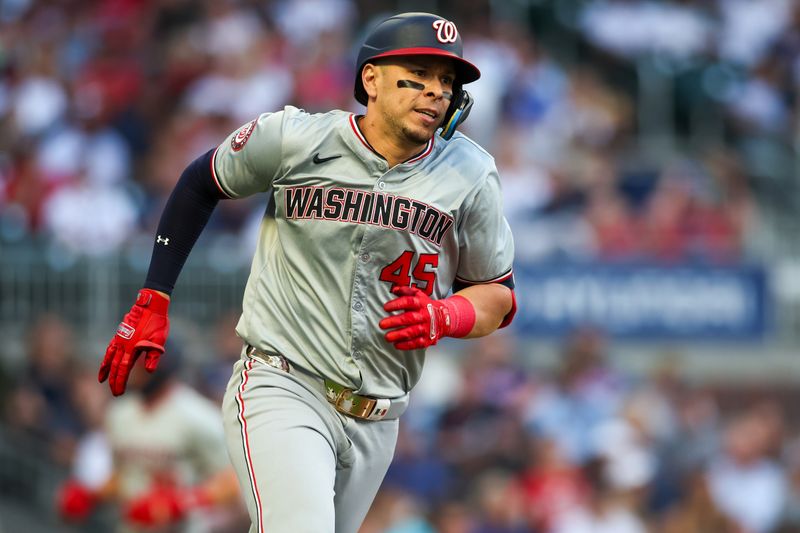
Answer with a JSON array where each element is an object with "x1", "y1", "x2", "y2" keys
[
  {"x1": 325, "y1": 383, "x2": 391, "y2": 421},
  {"x1": 336, "y1": 389, "x2": 374, "y2": 419},
  {"x1": 265, "y1": 353, "x2": 290, "y2": 372},
  {"x1": 247, "y1": 345, "x2": 290, "y2": 372}
]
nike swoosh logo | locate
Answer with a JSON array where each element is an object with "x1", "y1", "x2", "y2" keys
[{"x1": 313, "y1": 153, "x2": 342, "y2": 164}]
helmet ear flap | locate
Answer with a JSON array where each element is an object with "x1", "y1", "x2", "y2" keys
[{"x1": 440, "y1": 89, "x2": 473, "y2": 140}]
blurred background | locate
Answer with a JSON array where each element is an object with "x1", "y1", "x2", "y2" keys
[{"x1": 1, "y1": 0, "x2": 800, "y2": 531}]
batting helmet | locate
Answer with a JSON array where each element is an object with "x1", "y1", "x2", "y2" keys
[{"x1": 354, "y1": 12, "x2": 481, "y2": 106}]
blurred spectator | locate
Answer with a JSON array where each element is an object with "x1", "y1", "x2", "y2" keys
[
  {"x1": 716, "y1": 0, "x2": 793, "y2": 67},
  {"x1": 359, "y1": 487, "x2": 434, "y2": 533},
  {"x1": 68, "y1": 369, "x2": 112, "y2": 496},
  {"x1": 583, "y1": 186, "x2": 639, "y2": 261},
  {"x1": 383, "y1": 424, "x2": 453, "y2": 507},
  {"x1": 551, "y1": 457, "x2": 647, "y2": 533},
  {"x1": 429, "y1": 500, "x2": 476, "y2": 533},
  {"x1": 10, "y1": 314, "x2": 83, "y2": 463},
  {"x1": 591, "y1": 396, "x2": 658, "y2": 494},
  {"x1": 1, "y1": 145, "x2": 60, "y2": 233},
  {"x1": 515, "y1": 437, "x2": 588, "y2": 532},
  {"x1": 8, "y1": 43, "x2": 68, "y2": 138},
  {"x1": 436, "y1": 339, "x2": 530, "y2": 483},
  {"x1": 291, "y1": 29, "x2": 353, "y2": 112},
  {"x1": 3, "y1": 385, "x2": 49, "y2": 443},
  {"x1": 502, "y1": 31, "x2": 567, "y2": 128},
  {"x1": 40, "y1": 172, "x2": 138, "y2": 256},
  {"x1": 460, "y1": 22, "x2": 521, "y2": 147},
  {"x1": 461, "y1": 334, "x2": 531, "y2": 413},
  {"x1": 649, "y1": 385, "x2": 721, "y2": 515},
  {"x1": 724, "y1": 60, "x2": 791, "y2": 134},
  {"x1": 658, "y1": 471, "x2": 738, "y2": 533},
  {"x1": 635, "y1": 152, "x2": 753, "y2": 264},
  {"x1": 494, "y1": 128, "x2": 554, "y2": 230},
  {"x1": 524, "y1": 329, "x2": 625, "y2": 463},
  {"x1": 470, "y1": 470, "x2": 530, "y2": 533},
  {"x1": 271, "y1": 0, "x2": 356, "y2": 48},
  {"x1": 706, "y1": 406, "x2": 787, "y2": 533},
  {"x1": 580, "y1": 1, "x2": 711, "y2": 61}
]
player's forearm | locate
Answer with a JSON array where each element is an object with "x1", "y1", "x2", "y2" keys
[
  {"x1": 455, "y1": 283, "x2": 513, "y2": 338},
  {"x1": 143, "y1": 149, "x2": 228, "y2": 294},
  {"x1": 197, "y1": 468, "x2": 240, "y2": 506}
]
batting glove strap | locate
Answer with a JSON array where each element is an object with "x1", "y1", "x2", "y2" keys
[
  {"x1": 134, "y1": 289, "x2": 170, "y2": 314},
  {"x1": 379, "y1": 287, "x2": 475, "y2": 350},
  {"x1": 440, "y1": 294, "x2": 476, "y2": 338}
]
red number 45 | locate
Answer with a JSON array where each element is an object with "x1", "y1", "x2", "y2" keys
[{"x1": 379, "y1": 251, "x2": 439, "y2": 296}]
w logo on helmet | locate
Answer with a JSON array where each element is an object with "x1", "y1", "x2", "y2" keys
[{"x1": 432, "y1": 19, "x2": 458, "y2": 44}]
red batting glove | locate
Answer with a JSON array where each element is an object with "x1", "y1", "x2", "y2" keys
[
  {"x1": 379, "y1": 286, "x2": 476, "y2": 350},
  {"x1": 98, "y1": 289, "x2": 170, "y2": 396},
  {"x1": 124, "y1": 485, "x2": 211, "y2": 527},
  {"x1": 56, "y1": 479, "x2": 98, "y2": 522}
]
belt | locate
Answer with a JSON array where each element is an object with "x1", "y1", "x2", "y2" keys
[{"x1": 245, "y1": 345, "x2": 394, "y2": 421}]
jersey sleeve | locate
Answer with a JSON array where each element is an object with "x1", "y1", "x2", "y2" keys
[
  {"x1": 211, "y1": 110, "x2": 286, "y2": 198},
  {"x1": 454, "y1": 168, "x2": 516, "y2": 325}
]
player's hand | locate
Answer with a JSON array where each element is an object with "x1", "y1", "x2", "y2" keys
[
  {"x1": 98, "y1": 289, "x2": 170, "y2": 396},
  {"x1": 56, "y1": 479, "x2": 98, "y2": 522},
  {"x1": 379, "y1": 286, "x2": 456, "y2": 350},
  {"x1": 124, "y1": 484, "x2": 211, "y2": 527}
]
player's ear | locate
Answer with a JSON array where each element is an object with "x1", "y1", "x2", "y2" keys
[{"x1": 362, "y1": 63, "x2": 380, "y2": 101}]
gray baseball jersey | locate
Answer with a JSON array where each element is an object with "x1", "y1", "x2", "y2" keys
[
  {"x1": 105, "y1": 385, "x2": 231, "y2": 532},
  {"x1": 106, "y1": 385, "x2": 229, "y2": 499},
  {"x1": 213, "y1": 106, "x2": 514, "y2": 398}
]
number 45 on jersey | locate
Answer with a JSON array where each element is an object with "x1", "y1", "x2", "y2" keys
[{"x1": 380, "y1": 251, "x2": 438, "y2": 296}]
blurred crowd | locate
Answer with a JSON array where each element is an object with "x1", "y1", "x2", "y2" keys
[
  {"x1": 3, "y1": 0, "x2": 799, "y2": 263},
  {"x1": 368, "y1": 330, "x2": 800, "y2": 533},
  {"x1": 3, "y1": 312, "x2": 800, "y2": 532}
]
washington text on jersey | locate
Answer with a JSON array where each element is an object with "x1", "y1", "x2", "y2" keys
[{"x1": 284, "y1": 186, "x2": 454, "y2": 246}]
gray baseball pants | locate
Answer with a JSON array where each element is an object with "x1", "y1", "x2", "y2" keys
[{"x1": 222, "y1": 355, "x2": 402, "y2": 533}]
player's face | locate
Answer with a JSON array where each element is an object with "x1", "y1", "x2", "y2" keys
[{"x1": 374, "y1": 57, "x2": 456, "y2": 145}]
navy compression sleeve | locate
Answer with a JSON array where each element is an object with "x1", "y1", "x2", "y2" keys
[{"x1": 143, "y1": 149, "x2": 228, "y2": 294}]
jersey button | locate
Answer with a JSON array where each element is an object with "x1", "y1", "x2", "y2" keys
[
  {"x1": 353, "y1": 351, "x2": 362, "y2": 360},
  {"x1": 360, "y1": 253, "x2": 370, "y2": 262},
  {"x1": 353, "y1": 301, "x2": 363, "y2": 311},
  {"x1": 377, "y1": 181, "x2": 386, "y2": 190}
]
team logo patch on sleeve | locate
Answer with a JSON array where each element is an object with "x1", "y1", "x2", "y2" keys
[{"x1": 231, "y1": 119, "x2": 257, "y2": 152}]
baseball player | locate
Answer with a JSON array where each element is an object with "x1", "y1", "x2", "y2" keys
[
  {"x1": 98, "y1": 12, "x2": 516, "y2": 533},
  {"x1": 61, "y1": 348, "x2": 241, "y2": 532}
]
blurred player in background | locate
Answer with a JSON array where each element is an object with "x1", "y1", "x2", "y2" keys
[{"x1": 59, "y1": 345, "x2": 243, "y2": 532}]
